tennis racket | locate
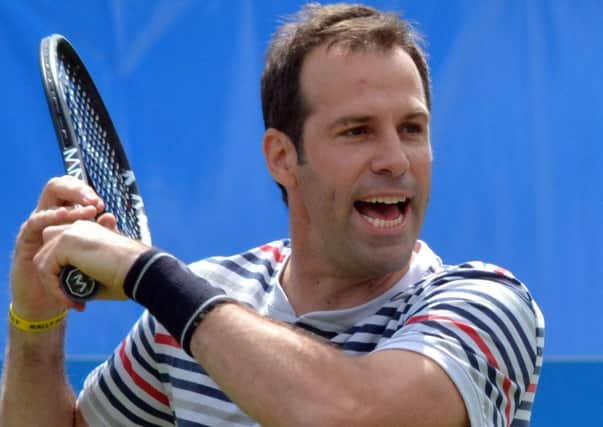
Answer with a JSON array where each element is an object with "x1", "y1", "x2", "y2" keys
[{"x1": 39, "y1": 34, "x2": 151, "y2": 301}]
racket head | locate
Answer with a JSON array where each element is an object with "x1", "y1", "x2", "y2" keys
[{"x1": 40, "y1": 34, "x2": 151, "y2": 246}]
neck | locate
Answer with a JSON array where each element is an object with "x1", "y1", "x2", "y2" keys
[{"x1": 280, "y1": 251, "x2": 411, "y2": 316}]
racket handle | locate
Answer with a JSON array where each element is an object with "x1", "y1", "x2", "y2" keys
[{"x1": 60, "y1": 266, "x2": 99, "y2": 301}]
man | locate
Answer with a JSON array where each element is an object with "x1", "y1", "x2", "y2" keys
[{"x1": 1, "y1": 3, "x2": 544, "y2": 426}]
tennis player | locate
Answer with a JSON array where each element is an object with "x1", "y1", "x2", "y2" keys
[{"x1": 1, "y1": 3, "x2": 544, "y2": 426}]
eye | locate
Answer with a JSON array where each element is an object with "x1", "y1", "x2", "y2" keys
[
  {"x1": 400, "y1": 122, "x2": 424, "y2": 135},
  {"x1": 342, "y1": 126, "x2": 370, "y2": 138}
]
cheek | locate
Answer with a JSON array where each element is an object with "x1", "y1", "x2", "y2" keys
[
  {"x1": 301, "y1": 172, "x2": 351, "y2": 226},
  {"x1": 298, "y1": 165, "x2": 333, "y2": 211},
  {"x1": 411, "y1": 147, "x2": 432, "y2": 178},
  {"x1": 303, "y1": 151, "x2": 355, "y2": 195},
  {"x1": 409, "y1": 150, "x2": 432, "y2": 199},
  {"x1": 420, "y1": 158, "x2": 432, "y2": 186},
  {"x1": 301, "y1": 140, "x2": 371, "y2": 214}
]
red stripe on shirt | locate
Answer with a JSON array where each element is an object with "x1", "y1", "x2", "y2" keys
[
  {"x1": 119, "y1": 340, "x2": 169, "y2": 406},
  {"x1": 260, "y1": 244, "x2": 284, "y2": 263},
  {"x1": 502, "y1": 377, "x2": 512, "y2": 424},
  {"x1": 494, "y1": 266, "x2": 512, "y2": 277},
  {"x1": 406, "y1": 314, "x2": 513, "y2": 426},
  {"x1": 155, "y1": 333, "x2": 180, "y2": 348}
]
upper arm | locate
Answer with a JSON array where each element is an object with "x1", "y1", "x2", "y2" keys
[{"x1": 357, "y1": 348, "x2": 469, "y2": 427}]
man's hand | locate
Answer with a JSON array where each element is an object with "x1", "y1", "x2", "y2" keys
[
  {"x1": 34, "y1": 219, "x2": 148, "y2": 305},
  {"x1": 11, "y1": 176, "x2": 105, "y2": 318}
]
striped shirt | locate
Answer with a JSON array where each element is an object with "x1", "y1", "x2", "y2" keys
[{"x1": 78, "y1": 239, "x2": 544, "y2": 426}]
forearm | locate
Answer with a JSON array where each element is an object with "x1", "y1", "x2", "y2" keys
[
  {"x1": 0, "y1": 324, "x2": 77, "y2": 427},
  {"x1": 190, "y1": 303, "x2": 372, "y2": 427}
]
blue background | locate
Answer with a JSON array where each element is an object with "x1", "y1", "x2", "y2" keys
[{"x1": 1, "y1": 1, "x2": 601, "y2": 425}]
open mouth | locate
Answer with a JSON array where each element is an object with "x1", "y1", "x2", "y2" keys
[{"x1": 354, "y1": 196, "x2": 409, "y2": 229}]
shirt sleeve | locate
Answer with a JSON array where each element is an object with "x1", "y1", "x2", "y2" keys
[
  {"x1": 373, "y1": 269, "x2": 545, "y2": 427},
  {"x1": 77, "y1": 310, "x2": 175, "y2": 426}
]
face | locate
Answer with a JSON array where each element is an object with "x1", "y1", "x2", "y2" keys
[{"x1": 287, "y1": 44, "x2": 432, "y2": 280}]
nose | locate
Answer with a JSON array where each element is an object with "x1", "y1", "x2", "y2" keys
[{"x1": 370, "y1": 129, "x2": 410, "y2": 177}]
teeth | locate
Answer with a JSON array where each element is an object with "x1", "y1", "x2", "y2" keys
[
  {"x1": 364, "y1": 196, "x2": 407, "y2": 204},
  {"x1": 361, "y1": 214, "x2": 403, "y2": 228}
]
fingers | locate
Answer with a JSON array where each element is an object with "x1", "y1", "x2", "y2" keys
[
  {"x1": 15, "y1": 205, "x2": 98, "y2": 254},
  {"x1": 37, "y1": 175, "x2": 104, "y2": 212},
  {"x1": 15, "y1": 175, "x2": 104, "y2": 257},
  {"x1": 34, "y1": 220, "x2": 145, "y2": 301}
]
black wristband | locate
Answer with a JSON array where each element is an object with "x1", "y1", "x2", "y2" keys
[{"x1": 124, "y1": 248, "x2": 232, "y2": 356}]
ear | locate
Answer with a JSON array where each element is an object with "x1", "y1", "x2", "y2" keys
[{"x1": 263, "y1": 128, "x2": 299, "y2": 190}]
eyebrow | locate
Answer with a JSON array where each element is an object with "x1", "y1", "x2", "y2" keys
[
  {"x1": 328, "y1": 115, "x2": 373, "y2": 131},
  {"x1": 328, "y1": 110, "x2": 430, "y2": 131},
  {"x1": 405, "y1": 111, "x2": 430, "y2": 122}
]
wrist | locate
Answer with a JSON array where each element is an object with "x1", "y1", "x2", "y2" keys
[
  {"x1": 123, "y1": 248, "x2": 233, "y2": 356},
  {"x1": 9, "y1": 300, "x2": 66, "y2": 322},
  {"x1": 11, "y1": 272, "x2": 66, "y2": 321},
  {"x1": 8, "y1": 303, "x2": 67, "y2": 333}
]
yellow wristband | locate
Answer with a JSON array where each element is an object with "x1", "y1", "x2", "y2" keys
[{"x1": 8, "y1": 303, "x2": 67, "y2": 332}]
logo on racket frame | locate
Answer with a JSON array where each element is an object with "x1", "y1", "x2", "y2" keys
[{"x1": 63, "y1": 147, "x2": 83, "y2": 180}]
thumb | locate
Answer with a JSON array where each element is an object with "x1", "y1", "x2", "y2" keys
[{"x1": 97, "y1": 213, "x2": 118, "y2": 232}]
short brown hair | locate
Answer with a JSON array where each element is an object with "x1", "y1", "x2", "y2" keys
[{"x1": 261, "y1": 2, "x2": 431, "y2": 205}]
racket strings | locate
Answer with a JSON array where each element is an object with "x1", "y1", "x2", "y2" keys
[{"x1": 58, "y1": 56, "x2": 142, "y2": 240}]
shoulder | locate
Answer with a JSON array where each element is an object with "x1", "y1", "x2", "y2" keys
[
  {"x1": 380, "y1": 261, "x2": 544, "y2": 426},
  {"x1": 401, "y1": 260, "x2": 545, "y2": 392},
  {"x1": 384, "y1": 259, "x2": 545, "y2": 384},
  {"x1": 418, "y1": 261, "x2": 539, "y2": 310},
  {"x1": 404, "y1": 260, "x2": 544, "y2": 331}
]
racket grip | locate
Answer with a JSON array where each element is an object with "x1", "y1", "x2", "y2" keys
[{"x1": 60, "y1": 266, "x2": 99, "y2": 301}]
